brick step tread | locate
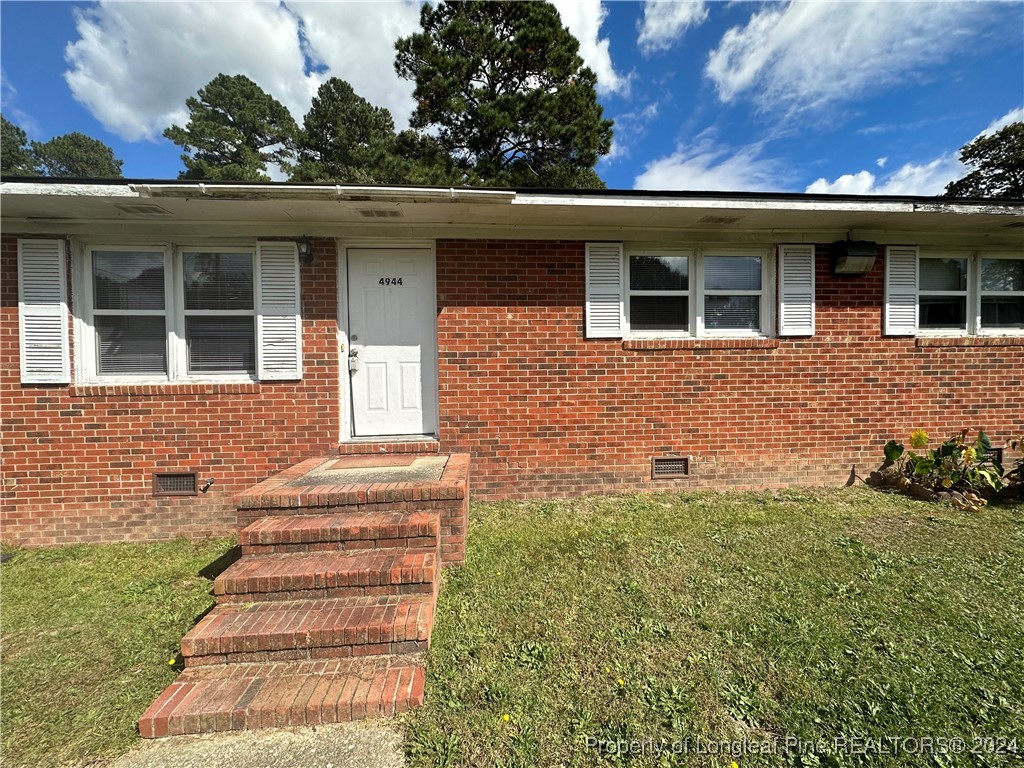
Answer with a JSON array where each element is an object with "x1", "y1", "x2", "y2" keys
[
  {"x1": 240, "y1": 512, "x2": 439, "y2": 551},
  {"x1": 214, "y1": 551, "x2": 437, "y2": 599},
  {"x1": 181, "y1": 595, "x2": 433, "y2": 662},
  {"x1": 138, "y1": 656, "x2": 425, "y2": 738}
]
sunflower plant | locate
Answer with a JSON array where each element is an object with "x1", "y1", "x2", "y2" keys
[{"x1": 883, "y1": 429, "x2": 1004, "y2": 493}]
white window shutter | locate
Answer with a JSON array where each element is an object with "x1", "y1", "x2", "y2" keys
[
  {"x1": 778, "y1": 244, "x2": 815, "y2": 336},
  {"x1": 585, "y1": 242, "x2": 624, "y2": 338},
  {"x1": 885, "y1": 246, "x2": 918, "y2": 336},
  {"x1": 18, "y1": 239, "x2": 70, "y2": 384},
  {"x1": 256, "y1": 242, "x2": 302, "y2": 380}
]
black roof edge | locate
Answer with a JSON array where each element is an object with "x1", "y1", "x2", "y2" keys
[{"x1": 2, "y1": 175, "x2": 1022, "y2": 207}]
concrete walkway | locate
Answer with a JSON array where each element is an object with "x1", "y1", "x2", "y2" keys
[{"x1": 110, "y1": 722, "x2": 404, "y2": 768}]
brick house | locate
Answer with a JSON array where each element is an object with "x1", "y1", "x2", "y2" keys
[{"x1": 3, "y1": 179, "x2": 1023, "y2": 547}]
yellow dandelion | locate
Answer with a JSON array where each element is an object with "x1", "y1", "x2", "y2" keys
[
  {"x1": 910, "y1": 429, "x2": 929, "y2": 449},
  {"x1": 617, "y1": 678, "x2": 625, "y2": 686},
  {"x1": 167, "y1": 658, "x2": 176, "y2": 665},
  {"x1": 732, "y1": 762, "x2": 740, "y2": 768},
  {"x1": 502, "y1": 713, "x2": 511, "y2": 722}
]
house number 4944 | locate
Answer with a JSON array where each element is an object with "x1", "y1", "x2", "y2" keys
[{"x1": 378, "y1": 277, "x2": 403, "y2": 286}]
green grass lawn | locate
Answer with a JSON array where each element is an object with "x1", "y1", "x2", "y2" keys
[
  {"x1": 2, "y1": 489, "x2": 1022, "y2": 767},
  {"x1": 0, "y1": 537, "x2": 235, "y2": 767},
  {"x1": 407, "y1": 488, "x2": 1024, "y2": 768}
]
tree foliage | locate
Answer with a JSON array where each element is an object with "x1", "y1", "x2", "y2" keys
[
  {"x1": 164, "y1": 74, "x2": 297, "y2": 181},
  {"x1": 1, "y1": 115, "x2": 39, "y2": 176},
  {"x1": 395, "y1": 0, "x2": 613, "y2": 188},
  {"x1": 944, "y1": 121, "x2": 1024, "y2": 199},
  {"x1": 31, "y1": 132, "x2": 123, "y2": 178},
  {"x1": 290, "y1": 77, "x2": 409, "y2": 184},
  {"x1": 3, "y1": 115, "x2": 123, "y2": 178}
]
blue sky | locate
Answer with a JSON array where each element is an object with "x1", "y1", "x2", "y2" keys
[{"x1": 2, "y1": 0, "x2": 1022, "y2": 194}]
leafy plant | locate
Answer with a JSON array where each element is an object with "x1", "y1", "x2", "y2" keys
[{"x1": 883, "y1": 429, "x2": 1004, "y2": 494}]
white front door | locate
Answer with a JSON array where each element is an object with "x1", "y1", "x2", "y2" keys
[{"x1": 347, "y1": 247, "x2": 437, "y2": 437}]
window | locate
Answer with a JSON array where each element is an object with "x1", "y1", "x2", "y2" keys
[
  {"x1": 919, "y1": 257, "x2": 968, "y2": 331},
  {"x1": 628, "y1": 254, "x2": 689, "y2": 333},
  {"x1": 79, "y1": 242, "x2": 301, "y2": 382},
  {"x1": 182, "y1": 251, "x2": 256, "y2": 374},
  {"x1": 979, "y1": 256, "x2": 1024, "y2": 331},
  {"x1": 623, "y1": 248, "x2": 770, "y2": 337},
  {"x1": 886, "y1": 247, "x2": 1024, "y2": 336}
]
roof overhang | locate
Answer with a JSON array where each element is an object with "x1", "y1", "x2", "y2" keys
[{"x1": 2, "y1": 179, "x2": 1022, "y2": 248}]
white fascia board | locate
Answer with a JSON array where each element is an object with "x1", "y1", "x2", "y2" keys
[
  {"x1": 513, "y1": 193, "x2": 1023, "y2": 217},
  {"x1": 1, "y1": 182, "x2": 139, "y2": 197}
]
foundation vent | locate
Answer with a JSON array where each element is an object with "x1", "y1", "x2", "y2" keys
[
  {"x1": 357, "y1": 209, "x2": 403, "y2": 218},
  {"x1": 651, "y1": 456, "x2": 689, "y2": 479},
  {"x1": 153, "y1": 472, "x2": 198, "y2": 497}
]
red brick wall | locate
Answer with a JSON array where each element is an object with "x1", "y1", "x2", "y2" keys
[
  {"x1": 435, "y1": 240, "x2": 1024, "y2": 497},
  {"x1": 1, "y1": 235, "x2": 340, "y2": 546}
]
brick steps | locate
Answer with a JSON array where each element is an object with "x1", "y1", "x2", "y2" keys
[
  {"x1": 182, "y1": 595, "x2": 433, "y2": 666},
  {"x1": 141, "y1": 453, "x2": 471, "y2": 739},
  {"x1": 214, "y1": 551, "x2": 437, "y2": 603},
  {"x1": 240, "y1": 512, "x2": 439, "y2": 555},
  {"x1": 138, "y1": 657, "x2": 425, "y2": 738}
]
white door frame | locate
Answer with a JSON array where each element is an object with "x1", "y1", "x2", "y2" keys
[{"x1": 336, "y1": 239, "x2": 439, "y2": 442}]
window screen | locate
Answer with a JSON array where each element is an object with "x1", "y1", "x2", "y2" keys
[{"x1": 182, "y1": 252, "x2": 255, "y2": 374}]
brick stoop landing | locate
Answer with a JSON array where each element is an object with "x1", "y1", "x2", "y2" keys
[{"x1": 138, "y1": 449, "x2": 469, "y2": 738}]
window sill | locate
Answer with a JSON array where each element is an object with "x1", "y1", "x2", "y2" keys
[
  {"x1": 623, "y1": 338, "x2": 780, "y2": 351},
  {"x1": 70, "y1": 382, "x2": 262, "y2": 398},
  {"x1": 915, "y1": 336, "x2": 1024, "y2": 348}
]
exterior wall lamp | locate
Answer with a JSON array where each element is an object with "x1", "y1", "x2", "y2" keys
[
  {"x1": 296, "y1": 237, "x2": 314, "y2": 265},
  {"x1": 831, "y1": 240, "x2": 878, "y2": 276}
]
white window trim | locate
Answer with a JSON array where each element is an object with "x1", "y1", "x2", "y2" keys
[
  {"x1": 623, "y1": 245, "x2": 774, "y2": 339},
  {"x1": 78, "y1": 242, "x2": 260, "y2": 384},
  {"x1": 916, "y1": 250, "x2": 1023, "y2": 337},
  {"x1": 917, "y1": 251, "x2": 972, "y2": 337},
  {"x1": 977, "y1": 252, "x2": 1024, "y2": 337},
  {"x1": 624, "y1": 248, "x2": 694, "y2": 338}
]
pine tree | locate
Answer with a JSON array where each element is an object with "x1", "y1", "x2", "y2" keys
[
  {"x1": 1, "y1": 115, "x2": 39, "y2": 176},
  {"x1": 164, "y1": 74, "x2": 297, "y2": 181},
  {"x1": 32, "y1": 132, "x2": 122, "y2": 178},
  {"x1": 395, "y1": 1, "x2": 613, "y2": 188}
]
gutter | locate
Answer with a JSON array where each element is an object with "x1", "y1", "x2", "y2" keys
[{"x1": 133, "y1": 183, "x2": 517, "y2": 205}]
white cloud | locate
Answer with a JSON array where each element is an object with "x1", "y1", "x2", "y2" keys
[
  {"x1": 1, "y1": 69, "x2": 39, "y2": 137},
  {"x1": 551, "y1": 0, "x2": 631, "y2": 96},
  {"x1": 705, "y1": 1, "x2": 996, "y2": 115},
  {"x1": 605, "y1": 101, "x2": 660, "y2": 161},
  {"x1": 637, "y1": 1, "x2": 708, "y2": 56},
  {"x1": 978, "y1": 106, "x2": 1024, "y2": 138},
  {"x1": 633, "y1": 136, "x2": 785, "y2": 192},
  {"x1": 876, "y1": 157, "x2": 888, "y2": 169},
  {"x1": 806, "y1": 106, "x2": 1024, "y2": 195},
  {"x1": 285, "y1": 0, "x2": 420, "y2": 127},
  {"x1": 63, "y1": 0, "x2": 421, "y2": 142}
]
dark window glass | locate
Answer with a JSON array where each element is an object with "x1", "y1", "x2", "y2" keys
[
  {"x1": 630, "y1": 255, "x2": 688, "y2": 291},
  {"x1": 630, "y1": 296, "x2": 688, "y2": 332},
  {"x1": 186, "y1": 317, "x2": 255, "y2": 373},
  {"x1": 705, "y1": 296, "x2": 759, "y2": 330},
  {"x1": 919, "y1": 296, "x2": 967, "y2": 330},
  {"x1": 93, "y1": 252, "x2": 165, "y2": 310},
  {"x1": 183, "y1": 253, "x2": 254, "y2": 310},
  {"x1": 980, "y1": 259, "x2": 1023, "y2": 292},
  {"x1": 981, "y1": 297, "x2": 1024, "y2": 329},
  {"x1": 96, "y1": 316, "x2": 166, "y2": 374},
  {"x1": 704, "y1": 256, "x2": 761, "y2": 291}
]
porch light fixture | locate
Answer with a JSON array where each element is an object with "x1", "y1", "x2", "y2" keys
[
  {"x1": 296, "y1": 236, "x2": 314, "y2": 265},
  {"x1": 831, "y1": 240, "x2": 878, "y2": 276}
]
